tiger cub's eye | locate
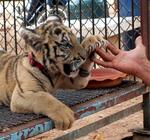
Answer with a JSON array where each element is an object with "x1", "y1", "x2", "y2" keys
[{"x1": 54, "y1": 28, "x2": 62, "y2": 35}]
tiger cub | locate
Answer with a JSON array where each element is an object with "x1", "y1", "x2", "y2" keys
[{"x1": 0, "y1": 16, "x2": 107, "y2": 130}]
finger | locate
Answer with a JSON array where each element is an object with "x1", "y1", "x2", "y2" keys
[
  {"x1": 135, "y1": 36, "x2": 142, "y2": 45},
  {"x1": 135, "y1": 36, "x2": 145, "y2": 47},
  {"x1": 107, "y1": 43, "x2": 120, "y2": 55},
  {"x1": 135, "y1": 36, "x2": 146, "y2": 52},
  {"x1": 93, "y1": 58, "x2": 113, "y2": 68},
  {"x1": 95, "y1": 47, "x2": 114, "y2": 61}
]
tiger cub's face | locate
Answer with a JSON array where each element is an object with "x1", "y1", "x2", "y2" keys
[{"x1": 20, "y1": 19, "x2": 87, "y2": 77}]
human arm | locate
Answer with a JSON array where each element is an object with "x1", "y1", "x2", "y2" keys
[{"x1": 93, "y1": 36, "x2": 150, "y2": 86}]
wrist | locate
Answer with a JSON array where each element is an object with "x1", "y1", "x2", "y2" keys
[{"x1": 136, "y1": 59, "x2": 150, "y2": 85}]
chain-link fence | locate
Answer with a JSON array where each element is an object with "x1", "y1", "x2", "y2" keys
[{"x1": 0, "y1": 0, "x2": 140, "y2": 54}]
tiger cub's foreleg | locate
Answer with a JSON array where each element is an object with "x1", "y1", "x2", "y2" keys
[
  {"x1": 10, "y1": 85, "x2": 74, "y2": 130},
  {"x1": 78, "y1": 35, "x2": 108, "y2": 85}
]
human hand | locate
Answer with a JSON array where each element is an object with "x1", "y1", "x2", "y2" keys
[{"x1": 93, "y1": 36, "x2": 147, "y2": 77}]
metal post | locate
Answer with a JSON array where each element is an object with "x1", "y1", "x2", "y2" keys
[
  {"x1": 143, "y1": 93, "x2": 150, "y2": 130},
  {"x1": 141, "y1": 0, "x2": 150, "y2": 129},
  {"x1": 141, "y1": 0, "x2": 150, "y2": 59},
  {"x1": 132, "y1": 1, "x2": 150, "y2": 139}
]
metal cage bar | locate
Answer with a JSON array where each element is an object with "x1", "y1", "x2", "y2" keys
[
  {"x1": 141, "y1": 0, "x2": 150, "y2": 131},
  {"x1": 141, "y1": 0, "x2": 150, "y2": 59}
]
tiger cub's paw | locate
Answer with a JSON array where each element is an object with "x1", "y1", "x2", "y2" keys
[
  {"x1": 47, "y1": 102, "x2": 75, "y2": 130},
  {"x1": 81, "y1": 34, "x2": 108, "y2": 56}
]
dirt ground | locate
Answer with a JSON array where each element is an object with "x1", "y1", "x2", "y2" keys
[{"x1": 28, "y1": 96, "x2": 143, "y2": 140}]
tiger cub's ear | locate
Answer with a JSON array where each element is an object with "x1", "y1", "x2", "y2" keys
[{"x1": 19, "y1": 27, "x2": 47, "y2": 51}]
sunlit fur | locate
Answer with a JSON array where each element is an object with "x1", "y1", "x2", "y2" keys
[{"x1": 0, "y1": 18, "x2": 107, "y2": 130}]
